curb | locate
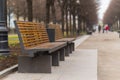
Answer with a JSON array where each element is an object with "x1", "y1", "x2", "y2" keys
[
  {"x1": 74, "y1": 35, "x2": 90, "y2": 48},
  {"x1": 0, "y1": 64, "x2": 18, "y2": 79}
]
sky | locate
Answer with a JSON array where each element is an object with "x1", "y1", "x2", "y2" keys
[{"x1": 98, "y1": 0, "x2": 111, "y2": 20}]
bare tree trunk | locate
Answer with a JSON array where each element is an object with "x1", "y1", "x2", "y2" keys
[
  {"x1": 83, "y1": 18, "x2": 86, "y2": 32},
  {"x1": 46, "y1": 0, "x2": 50, "y2": 27},
  {"x1": 73, "y1": 13, "x2": 76, "y2": 36},
  {"x1": 26, "y1": 0, "x2": 33, "y2": 21},
  {"x1": 23, "y1": 9, "x2": 27, "y2": 21},
  {"x1": 69, "y1": 13, "x2": 72, "y2": 37},
  {"x1": 78, "y1": 15, "x2": 82, "y2": 34},
  {"x1": 51, "y1": 0, "x2": 56, "y2": 24},
  {"x1": 16, "y1": 8, "x2": 19, "y2": 21},
  {"x1": 65, "y1": 7, "x2": 68, "y2": 37},
  {"x1": 61, "y1": 9, "x2": 65, "y2": 35},
  {"x1": 51, "y1": 7, "x2": 56, "y2": 23},
  {"x1": 69, "y1": 0, "x2": 72, "y2": 37}
]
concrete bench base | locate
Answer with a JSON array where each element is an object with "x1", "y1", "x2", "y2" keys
[
  {"x1": 69, "y1": 43, "x2": 75, "y2": 53},
  {"x1": 67, "y1": 43, "x2": 75, "y2": 54},
  {"x1": 65, "y1": 46, "x2": 69, "y2": 56},
  {"x1": 64, "y1": 43, "x2": 75, "y2": 56},
  {"x1": 68, "y1": 44, "x2": 72, "y2": 54},
  {"x1": 60, "y1": 48, "x2": 65, "y2": 61},
  {"x1": 18, "y1": 55, "x2": 52, "y2": 73},
  {"x1": 72, "y1": 42, "x2": 75, "y2": 51},
  {"x1": 52, "y1": 51, "x2": 60, "y2": 66}
]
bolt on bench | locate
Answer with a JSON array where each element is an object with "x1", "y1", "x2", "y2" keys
[
  {"x1": 14, "y1": 21, "x2": 67, "y2": 73},
  {"x1": 47, "y1": 24, "x2": 75, "y2": 56}
]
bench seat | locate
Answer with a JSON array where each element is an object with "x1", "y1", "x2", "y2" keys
[
  {"x1": 26, "y1": 42, "x2": 66, "y2": 54},
  {"x1": 56, "y1": 38, "x2": 75, "y2": 43}
]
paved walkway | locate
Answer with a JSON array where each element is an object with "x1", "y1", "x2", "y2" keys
[
  {"x1": 2, "y1": 35, "x2": 97, "y2": 80},
  {"x1": 77, "y1": 32, "x2": 120, "y2": 80}
]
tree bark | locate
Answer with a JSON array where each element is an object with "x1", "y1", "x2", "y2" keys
[
  {"x1": 46, "y1": 0, "x2": 50, "y2": 27},
  {"x1": 26, "y1": 0, "x2": 33, "y2": 21},
  {"x1": 65, "y1": 7, "x2": 68, "y2": 37},
  {"x1": 61, "y1": 9, "x2": 65, "y2": 35},
  {"x1": 51, "y1": 0, "x2": 56, "y2": 24},
  {"x1": 78, "y1": 15, "x2": 82, "y2": 34},
  {"x1": 73, "y1": 13, "x2": 76, "y2": 36}
]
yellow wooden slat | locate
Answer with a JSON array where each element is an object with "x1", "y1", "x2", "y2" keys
[{"x1": 16, "y1": 21, "x2": 50, "y2": 48}]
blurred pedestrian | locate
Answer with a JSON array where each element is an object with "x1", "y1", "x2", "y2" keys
[
  {"x1": 98, "y1": 25, "x2": 101, "y2": 33},
  {"x1": 105, "y1": 24, "x2": 110, "y2": 33}
]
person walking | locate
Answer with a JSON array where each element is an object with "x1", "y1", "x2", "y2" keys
[
  {"x1": 98, "y1": 25, "x2": 101, "y2": 33},
  {"x1": 105, "y1": 24, "x2": 110, "y2": 33}
]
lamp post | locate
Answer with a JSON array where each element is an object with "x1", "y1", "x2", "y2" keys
[{"x1": 0, "y1": 0, "x2": 9, "y2": 55}]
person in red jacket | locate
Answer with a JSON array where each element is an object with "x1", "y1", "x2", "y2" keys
[{"x1": 105, "y1": 24, "x2": 110, "y2": 33}]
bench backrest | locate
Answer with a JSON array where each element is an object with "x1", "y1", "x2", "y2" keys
[
  {"x1": 15, "y1": 21, "x2": 49, "y2": 50},
  {"x1": 49, "y1": 24, "x2": 63, "y2": 40},
  {"x1": 39, "y1": 23, "x2": 49, "y2": 43}
]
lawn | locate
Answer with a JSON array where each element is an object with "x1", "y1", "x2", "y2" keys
[{"x1": 8, "y1": 34, "x2": 19, "y2": 46}]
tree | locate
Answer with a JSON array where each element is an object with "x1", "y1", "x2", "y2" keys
[
  {"x1": 26, "y1": 0, "x2": 33, "y2": 21},
  {"x1": 103, "y1": 0, "x2": 120, "y2": 30}
]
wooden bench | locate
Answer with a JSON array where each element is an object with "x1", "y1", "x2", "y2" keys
[
  {"x1": 14, "y1": 21, "x2": 67, "y2": 73},
  {"x1": 47, "y1": 24, "x2": 75, "y2": 56}
]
